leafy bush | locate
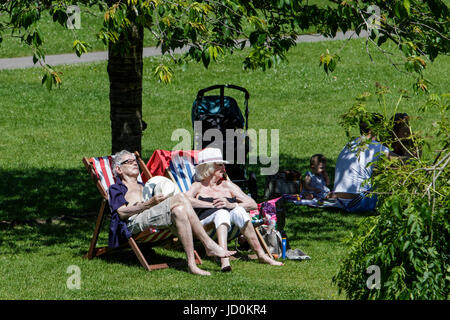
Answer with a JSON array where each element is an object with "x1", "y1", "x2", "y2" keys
[{"x1": 332, "y1": 91, "x2": 449, "y2": 300}]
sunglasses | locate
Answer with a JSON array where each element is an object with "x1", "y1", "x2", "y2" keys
[{"x1": 120, "y1": 158, "x2": 137, "y2": 166}]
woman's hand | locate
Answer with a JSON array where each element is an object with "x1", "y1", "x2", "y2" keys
[{"x1": 212, "y1": 197, "x2": 237, "y2": 209}]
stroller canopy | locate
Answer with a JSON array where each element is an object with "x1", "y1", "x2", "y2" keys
[{"x1": 192, "y1": 95, "x2": 245, "y2": 131}]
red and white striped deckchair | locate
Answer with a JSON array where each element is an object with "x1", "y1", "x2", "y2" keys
[{"x1": 82, "y1": 151, "x2": 201, "y2": 271}]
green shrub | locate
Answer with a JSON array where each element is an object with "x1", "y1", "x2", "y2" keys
[{"x1": 333, "y1": 92, "x2": 449, "y2": 300}]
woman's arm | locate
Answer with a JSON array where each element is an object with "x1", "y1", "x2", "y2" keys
[
  {"x1": 225, "y1": 180, "x2": 258, "y2": 211},
  {"x1": 185, "y1": 182, "x2": 215, "y2": 209}
]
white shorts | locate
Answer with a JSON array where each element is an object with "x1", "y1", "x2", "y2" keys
[{"x1": 200, "y1": 206, "x2": 250, "y2": 232}]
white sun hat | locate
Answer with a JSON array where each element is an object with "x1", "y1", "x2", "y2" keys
[
  {"x1": 197, "y1": 148, "x2": 229, "y2": 166},
  {"x1": 142, "y1": 176, "x2": 176, "y2": 200}
]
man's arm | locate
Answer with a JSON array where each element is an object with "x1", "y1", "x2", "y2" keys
[
  {"x1": 386, "y1": 150, "x2": 412, "y2": 162},
  {"x1": 323, "y1": 171, "x2": 330, "y2": 186},
  {"x1": 117, "y1": 195, "x2": 166, "y2": 221}
]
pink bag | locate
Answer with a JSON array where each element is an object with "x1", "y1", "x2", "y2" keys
[{"x1": 249, "y1": 197, "x2": 282, "y2": 227}]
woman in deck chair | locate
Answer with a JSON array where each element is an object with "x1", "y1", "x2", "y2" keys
[{"x1": 186, "y1": 148, "x2": 283, "y2": 272}]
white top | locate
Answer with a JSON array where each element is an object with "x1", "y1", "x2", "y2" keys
[
  {"x1": 305, "y1": 171, "x2": 330, "y2": 195},
  {"x1": 333, "y1": 138, "x2": 389, "y2": 194}
]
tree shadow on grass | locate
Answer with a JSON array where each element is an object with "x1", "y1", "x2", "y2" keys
[
  {"x1": 0, "y1": 167, "x2": 103, "y2": 255},
  {"x1": 0, "y1": 217, "x2": 94, "y2": 254},
  {"x1": 0, "y1": 168, "x2": 100, "y2": 221},
  {"x1": 0, "y1": 166, "x2": 196, "y2": 270}
]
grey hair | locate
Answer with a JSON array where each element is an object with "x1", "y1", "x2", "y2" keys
[
  {"x1": 112, "y1": 150, "x2": 134, "y2": 177},
  {"x1": 195, "y1": 162, "x2": 216, "y2": 181}
]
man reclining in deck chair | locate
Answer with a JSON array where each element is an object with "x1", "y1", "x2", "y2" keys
[
  {"x1": 109, "y1": 150, "x2": 235, "y2": 276},
  {"x1": 186, "y1": 148, "x2": 283, "y2": 272}
]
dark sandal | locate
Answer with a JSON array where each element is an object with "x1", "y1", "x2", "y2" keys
[{"x1": 221, "y1": 265, "x2": 232, "y2": 272}]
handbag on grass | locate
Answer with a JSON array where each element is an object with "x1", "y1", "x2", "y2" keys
[
  {"x1": 258, "y1": 225, "x2": 283, "y2": 256},
  {"x1": 264, "y1": 170, "x2": 302, "y2": 199}
]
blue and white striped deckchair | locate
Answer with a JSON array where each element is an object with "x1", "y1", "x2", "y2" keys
[{"x1": 167, "y1": 151, "x2": 197, "y2": 193}]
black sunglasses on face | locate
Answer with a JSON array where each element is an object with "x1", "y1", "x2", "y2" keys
[{"x1": 120, "y1": 158, "x2": 137, "y2": 166}]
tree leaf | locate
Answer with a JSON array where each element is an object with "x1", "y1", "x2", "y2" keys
[
  {"x1": 403, "y1": 0, "x2": 411, "y2": 16},
  {"x1": 41, "y1": 74, "x2": 48, "y2": 86},
  {"x1": 201, "y1": 48, "x2": 210, "y2": 68}
]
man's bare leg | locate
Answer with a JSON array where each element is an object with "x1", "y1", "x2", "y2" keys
[
  {"x1": 170, "y1": 204, "x2": 211, "y2": 276},
  {"x1": 241, "y1": 221, "x2": 283, "y2": 266}
]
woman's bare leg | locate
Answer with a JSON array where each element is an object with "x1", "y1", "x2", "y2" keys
[
  {"x1": 216, "y1": 224, "x2": 231, "y2": 271},
  {"x1": 240, "y1": 221, "x2": 283, "y2": 266}
]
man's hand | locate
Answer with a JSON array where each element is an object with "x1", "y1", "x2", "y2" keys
[
  {"x1": 145, "y1": 194, "x2": 167, "y2": 209},
  {"x1": 322, "y1": 171, "x2": 330, "y2": 186}
]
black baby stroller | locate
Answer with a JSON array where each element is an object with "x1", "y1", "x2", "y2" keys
[{"x1": 191, "y1": 84, "x2": 258, "y2": 200}]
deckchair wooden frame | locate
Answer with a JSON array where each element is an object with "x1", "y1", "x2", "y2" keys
[{"x1": 83, "y1": 151, "x2": 202, "y2": 271}]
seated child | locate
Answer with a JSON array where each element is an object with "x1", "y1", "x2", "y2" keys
[{"x1": 302, "y1": 154, "x2": 330, "y2": 200}]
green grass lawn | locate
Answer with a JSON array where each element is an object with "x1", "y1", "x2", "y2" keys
[{"x1": 0, "y1": 35, "x2": 448, "y2": 299}]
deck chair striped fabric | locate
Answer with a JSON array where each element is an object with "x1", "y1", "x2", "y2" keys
[
  {"x1": 91, "y1": 155, "x2": 144, "y2": 191},
  {"x1": 83, "y1": 152, "x2": 199, "y2": 271},
  {"x1": 90, "y1": 156, "x2": 116, "y2": 192},
  {"x1": 168, "y1": 151, "x2": 197, "y2": 193}
]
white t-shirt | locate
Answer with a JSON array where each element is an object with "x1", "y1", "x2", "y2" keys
[
  {"x1": 333, "y1": 138, "x2": 389, "y2": 194},
  {"x1": 305, "y1": 171, "x2": 330, "y2": 195}
]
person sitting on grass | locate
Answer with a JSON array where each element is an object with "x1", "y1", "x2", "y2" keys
[
  {"x1": 390, "y1": 112, "x2": 421, "y2": 159},
  {"x1": 186, "y1": 147, "x2": 284, "y2": 272},
  {"x1": 328, "y1": 113, "x2": 390, "y2": 212},
  {"x1": 302, "y1": 154, "x2": 331, "y2": 200},
  {"x1": 108, "y1": 150, "x2": 236, "y2": 276}
]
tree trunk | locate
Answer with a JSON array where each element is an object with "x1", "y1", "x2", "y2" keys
[{"x1": 107, "y1": 23, "x2": 144, "y2": 155}]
